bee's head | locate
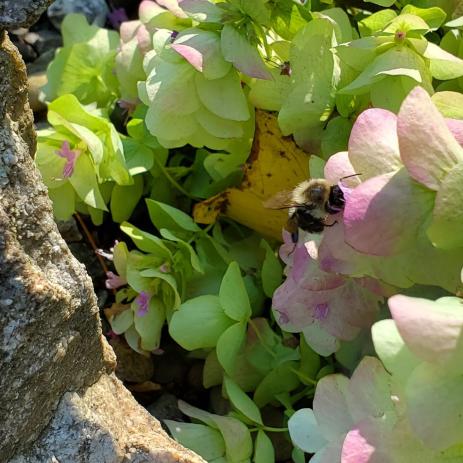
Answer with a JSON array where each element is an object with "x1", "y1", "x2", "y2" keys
[{"x1": 308, "y1": 186, "x2": 325, "y2": 203}]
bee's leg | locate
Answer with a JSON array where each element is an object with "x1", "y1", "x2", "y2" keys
[{"x1": 323, "y1": 220, "x2": 338, "y2": 227}]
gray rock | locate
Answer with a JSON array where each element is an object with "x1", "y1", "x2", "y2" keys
[
  {"x1": 0, "y1": 8, "x2": 204, "y2": 462},
  {"x1": 47, "y1": 0, "x2": 109, "y2": 28},
  {"x1": 0, "y1": 0, "x2": 54, "y2": 30}
]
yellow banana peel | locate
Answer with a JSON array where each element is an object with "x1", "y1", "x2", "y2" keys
[{"x1": 193, "y1": 110, "x2": 309, "y2": 241}]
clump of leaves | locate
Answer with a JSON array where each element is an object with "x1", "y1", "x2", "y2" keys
[
  {"x1": 42, "y1": 14, "x2": 120, "y2": 108},
  {"x1": 36, "y1": 94, "x2": 131, "y2": 224}
]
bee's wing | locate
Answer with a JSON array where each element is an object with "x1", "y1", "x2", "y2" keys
[{"x1": 263, "y1": 190, "x2": 297, "y2": 210}]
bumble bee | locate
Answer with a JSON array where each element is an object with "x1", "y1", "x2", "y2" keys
[{"x1": 264, "y1": 175, "x2": 359, "y2": 243}]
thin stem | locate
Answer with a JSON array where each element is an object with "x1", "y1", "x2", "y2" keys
[
  {"x1": 290, "y1": 367, "x2": 317, "y2": 386},
  {"x1": 74, "y1": 213, "x2": 115, "y2": 294},
  {"x1": 152, "y1": 155, "x2": 199, "y2": 200}
]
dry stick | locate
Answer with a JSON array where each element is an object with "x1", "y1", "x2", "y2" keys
[{"x1": 73, "y1": 213, "x2": 115, "y2": 294}]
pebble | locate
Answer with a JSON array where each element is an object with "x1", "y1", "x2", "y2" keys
[{"x1": 47, "y1": 0, "x2": 109, "y2": 29}]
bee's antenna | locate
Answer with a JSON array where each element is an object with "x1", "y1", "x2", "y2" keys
[{"x1": 340, "y1": 173, "x2": 362, "y2": 181}]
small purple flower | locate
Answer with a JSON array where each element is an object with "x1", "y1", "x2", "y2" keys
[
  {"x1": 135, "y1": 291, "x2": 151, "y2": 317},
  {"x1": 55, "y1": 141, "x2": 80, "y2": 178},
  {"x1": 314, "y1": 303, "x2": 329, "y2": 320},
  {"x1": 108, "y1": 7, "x2": 128, "y2": 29},
  {"x1": 105, "y1": 271, "x2": 127, "y2": 289}
]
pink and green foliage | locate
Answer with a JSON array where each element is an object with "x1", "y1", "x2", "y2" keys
[
  {"x1": 273, "y1": 86, "x2": 463, "y2": 354},
  {"x1": 289, "y1": 293, "x2": 463, "y2": 462}
]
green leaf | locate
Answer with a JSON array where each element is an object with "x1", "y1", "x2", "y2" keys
[
  {"x1": 173, "y1": 28, "x2": 231, "y2": 80},
  {"x1": 113, "y1": 241, "x2": 129, "y2": 279},
  {"x1": 216, "y1": 321, "x2": 247, "y2": 375},
  {"x1": 146, "y1": 198, "x2": 200, "y2": 233},
  {"x1": 254, "y1": 361, "x2": 300, "y2": 408},
  {"x1": 169, "y1": 295, "x2": 235, "y2": 350},
  {"x1": 47, "y1": 183, "x2": 75, "y2": 220},
  {"x1": 195, "y1": 70, "x2": 250, "y2": 122},
  {"x1": 110, "y1": 175, "x2": 143, "y2": 223},
  {"x1": 124, "y1": 325, "x2": 145, "y2": 355},
  {"x1": 164, "y1": 422, "x2": 225, "y2": 461},
  {"x1": 254, "y1": 431, "x2": 275, "y2": 463},
  {"x1": 370, "y1": 75, "x2": 421, "y2": 113},
  {"x1": 181, "y1": 0, "x2": 224, "y2": 23},
  {"x1": 219, "y1": 262, "x2": 251, "y2": 322},
  {"x1": 134, "y1": 296, "x2": 165, "y2": 351},
  {"x1": 221, "y1": 24, "x2": 272, "y2": 80},
  {"x1": 110, "y1": 307, "x2": 134, "y2": 334},
  {"x1": 178, "y1": 400, "x2": 217, "y2": 427},
  {"x1": 120, "y1": 222, "x2": 172, "y2": 258},
  {"x1": 260, "y1": 240, "x2": 283, "y2": 298},
  {"x1": 339, "y1": 46, "x2": 427, "y2": 96},
  {"x1": 203, "y1": 350, "x2": 224, "y2": 388},
  {"x1": 278, "y1": 17, "x2": 340, "y2": 136},
  {"x1": 321, "y1": 116, "x2": 353, "y2": 159},
  {"x1": 364, "y1": 0, "x2": 397, "y2": 7},
  {"x1": 223, "y1": 376, "x2": 263, "y2": 424},
  {"x1": 401, "y1": 5, "x2": 446, "y2": 30},
  {"x1": 42, "y1": 14, "x2": 119, "y2": 107},
  {"x1": 432, "y1": 91, "x2": 463, "y2": 118},
  {"x1": 424, "y1": 42, "x2": 463, "y2": 80},
  {"x1": 358, "y1": 10, "x2": 397, "y2": 37},
  {"x1": 69, "y1": 154, "x2": 107, "y2": 210},
  {"x1": 160, "y1": 229, "x2": 203, "y2": 274},
  {"x1": 270, "y1": 0, "x2": 310, "y2": 40},
  {"x1": 427, "y1": 163, "x2": 463, "y2": 249},
  {"x1": 299, "y1": 336, "x2": 321, "y2": 384},
  {"x1": 210, "y1": 414, "x2": 253, "y2": 462}
]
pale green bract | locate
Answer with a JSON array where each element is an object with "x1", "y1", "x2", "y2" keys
[
  {"x1": 42, "y1": 14, "x2": 120, "y2": 108},
  {"x1": 36, "y1": 94, "x2": 132, "y2": 224},
  {"x1": 139, "y1": 28, "x2": 255, "y2": 155}
]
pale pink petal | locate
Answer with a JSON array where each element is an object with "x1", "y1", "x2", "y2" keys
[
  {"x1": 342, "y1": 417, "x2": 393, "y2": 463},
  {"x1": 343, "y1": 169, "x2": 434, "y2": 256},
  {"x1": 324, "y1": 151, "x2": 359, "y2": 186},
  {"x1": 120, "y1": 20, "x2": 142, "y2": 43},
  {"x1": 342, "y1": 427, "x2": 376, "y2": 463},
  {"x1": 348, "y1": 108, "x2": 401, "y2": 180},
  {"x1": 446, "y1": 118, "x2": 463, "y2": 147},
  {"x1": 171, "y1": 43, "x2": 203, "y2": 71},
  {"x1": 388, "y1": 294, "x2": 463, "y2": 368},
  {"x1": 398, "y1": 86, "x2": 463, "y2": 190}
]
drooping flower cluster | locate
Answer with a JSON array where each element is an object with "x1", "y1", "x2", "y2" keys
[
  {"x1": 273, "y1": 86, "x2": 463, "y2": 354},
  {"x1": 289, "y1": 292, "x2": 463, "y2": 462}
]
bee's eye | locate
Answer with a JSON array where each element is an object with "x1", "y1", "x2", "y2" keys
[{"x1": 309, "y1": 187, "x2": 324, "y2": 201}]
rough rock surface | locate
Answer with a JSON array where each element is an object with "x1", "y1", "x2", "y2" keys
[
  {"x1": 0, "y1": 6, "x2": 204, "y2": 463},
  {"x1": 0, "y1": 1, "x2": 54, "y2": 29},
  {"x1": 10, "y1": 374, "x2": 203, "y2": 463}
]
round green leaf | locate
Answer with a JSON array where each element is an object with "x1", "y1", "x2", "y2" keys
[
  {"x1": 223, "y1": 376, "x2": 263, "y2": 424},
  {"x1": 254, "y1": 430, "x2": 275, "y2": 463},
  {"x1": 219, "y1": 262, "x2": 251, "y2": 322},
  {"x1": 169, "y1": 295, "x2": 234, "y2": 350},
  {"x1": 216, "y1": 321, "x2": 247, "y2": 375}
]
